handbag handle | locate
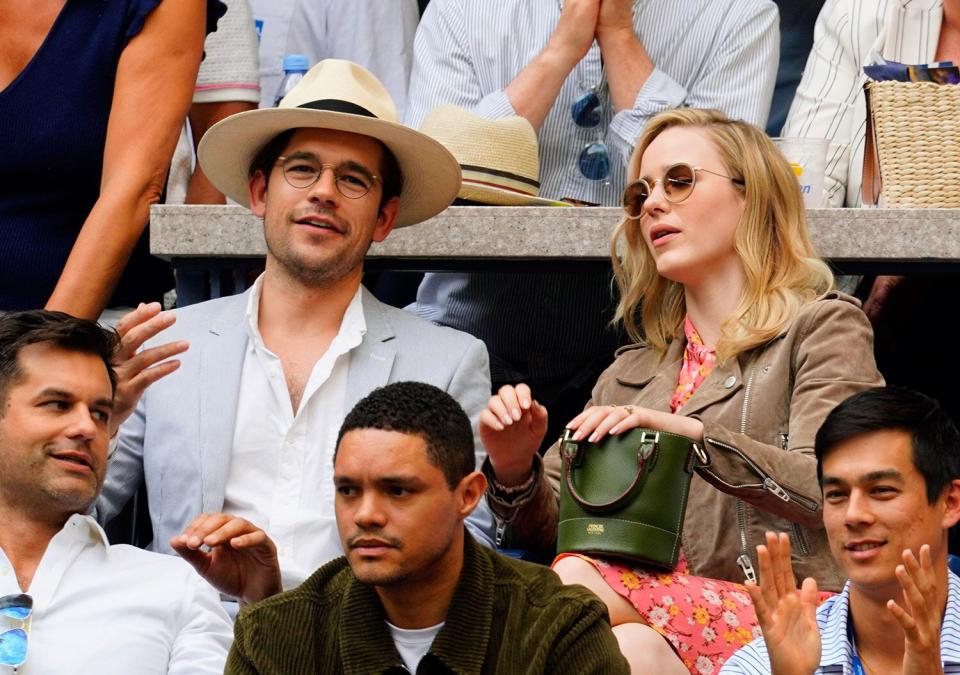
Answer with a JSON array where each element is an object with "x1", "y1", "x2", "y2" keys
[{"x1": 560, "y1": 429, "x2": 659, "y2": 512}]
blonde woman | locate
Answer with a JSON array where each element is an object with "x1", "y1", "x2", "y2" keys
[{"x1": 479, "y1": 109, "x2": 883, "y2": 674}]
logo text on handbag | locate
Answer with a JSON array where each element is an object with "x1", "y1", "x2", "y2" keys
[{"x1": 586, "y1": 523, "x2": 605, "y2": 535}]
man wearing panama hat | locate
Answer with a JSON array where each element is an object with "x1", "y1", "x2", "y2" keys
[{"x1": 94, "y1": 60, "x2": 496, "y2": 596}]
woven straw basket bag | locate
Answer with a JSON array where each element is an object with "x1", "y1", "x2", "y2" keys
[{"x1": 863, "y1": 80, "x2": 960, "y2": 207}]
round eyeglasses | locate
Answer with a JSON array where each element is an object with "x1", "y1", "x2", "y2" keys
[
  {"x1": 276, "y1": 156, "x2": 380, "y2": 199},
  {"x1": 621, "y1": 163, "x2": 745, "y2": 219}
]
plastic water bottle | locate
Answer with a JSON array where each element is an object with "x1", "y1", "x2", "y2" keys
[{"x1": 274, "y1": 55, "x2": 309, "y2": 106}]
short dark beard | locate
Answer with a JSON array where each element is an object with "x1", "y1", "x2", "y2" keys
[{"x1": 264, "y1": 211, "x2": 372, "y2": 287}]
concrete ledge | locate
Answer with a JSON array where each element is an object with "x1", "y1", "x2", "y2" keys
[{"x1": 151, "y1": 204, "x2": 960, "y2": 263}]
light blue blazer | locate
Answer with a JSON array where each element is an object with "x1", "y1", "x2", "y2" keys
[{"x1": 96, "y1": 287, "x2": 496, "y2": 555}]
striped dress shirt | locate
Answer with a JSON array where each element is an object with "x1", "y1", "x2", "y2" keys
[
  {"x1": 404, "y1": 0, "x2": 779, "y2": 383},
  {"x1": 720, "y1": 571, "x2": 960, "y2": 674},
  {"x1": 782, "y1": 0, "x2": 943, "y2": 207}
]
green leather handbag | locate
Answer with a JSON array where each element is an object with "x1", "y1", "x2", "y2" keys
[{"x1": 557, "y1": 427, "x2": 703, "y2": 569}]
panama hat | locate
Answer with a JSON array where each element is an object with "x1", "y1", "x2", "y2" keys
[
  {"x1": 418, "y1": 105, "x2": 567, "y2": 207},
  {"x1": 198, "y1": 60, "x2": 461, "y2": 227}
]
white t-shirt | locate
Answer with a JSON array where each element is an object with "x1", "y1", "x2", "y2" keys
[{"x1": 386, "y1": 621, "x2": 445, "y2": 673}]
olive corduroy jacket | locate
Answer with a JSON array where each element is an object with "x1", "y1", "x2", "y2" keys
[{"x1": 225, "y1": 532, "x2": 629, "y2": 674}]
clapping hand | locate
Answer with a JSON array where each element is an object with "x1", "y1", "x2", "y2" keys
[
  {"x1": 745, "y1": 532, "x2": 821, "y2": 675},
  {"x1": 549, "y1": 0, "x2": 601, "y2": 65},
  {"x1": 110, "y1": 302, "x2": 188, "y2": 436},
  {"x1": 171, "y1": 513, "x2": 282, "y2": 607},
  {"x1": 891, "y1": 545, "x2": 944, "y2": 675}
]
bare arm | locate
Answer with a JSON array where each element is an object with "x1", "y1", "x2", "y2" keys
[
  {"x1": 45, "y1": 0, "x2": 206, "y2": 317},
  {"x1": 595, "y1": 0, "x2": 653, "y2": 112},
  {"x1": 503, "y1": 0, "x2": 600, "y2": 130},
  {"x1": 185, "y1": 100, "x2": 257, "y2": 204}
]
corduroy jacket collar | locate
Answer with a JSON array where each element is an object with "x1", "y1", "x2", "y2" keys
[{"x1": 337, "y1": 532, "x2": 494, "y2": 674}]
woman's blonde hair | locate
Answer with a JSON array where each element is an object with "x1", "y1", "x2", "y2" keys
[{"x1": 611, "y1": 108, "x2": 833, "y2": 362}]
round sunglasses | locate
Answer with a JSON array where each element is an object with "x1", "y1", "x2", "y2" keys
[
  {"x1": 621, "y1": 163, "x2": 745, "y2": 219},
  {"x1": 0, "y1": 593, "x2": 32, "y2": 668},
  {"x1": 570, "y1": 88, "x2": 610, "y2": 181}
]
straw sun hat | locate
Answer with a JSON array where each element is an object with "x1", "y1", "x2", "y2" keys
[
  {"x1": 418, "y1": 105, "x2": 567, "y2": 207},
  {"x1": 197, "y1": 59, "x2": 461, "y2": 227}
]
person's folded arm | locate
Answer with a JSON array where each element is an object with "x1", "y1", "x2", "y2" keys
[
  {"x1": 45, "y1": 0, "x2": 206, "y2": 318},
  {"x1": 692, "y1": 298, "x2": 884, "y2": 527}
]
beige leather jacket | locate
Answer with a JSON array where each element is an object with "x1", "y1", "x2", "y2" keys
[{"x1": 504, "y1": 292, "x2": 883, "y2": 591}]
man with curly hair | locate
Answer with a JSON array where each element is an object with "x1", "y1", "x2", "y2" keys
[{"x1": 226, "y1": 382, "x2": 628, "y2": 674}]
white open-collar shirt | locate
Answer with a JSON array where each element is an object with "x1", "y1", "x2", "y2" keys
[
  {"x1": 0, "y1": 514, "x2": 231, "y2": 674},
  {"x1": 223, "y1": 275, "x2": 365, "y2": 590}
]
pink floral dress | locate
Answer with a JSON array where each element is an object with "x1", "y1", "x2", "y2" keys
[{"x1": 554, "y1": 317, "x2": 758, "y2": 675}]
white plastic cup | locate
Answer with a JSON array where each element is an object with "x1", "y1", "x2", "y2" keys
[{"x1": 773, "y1": 137, "x2": 829, "y2": 208}]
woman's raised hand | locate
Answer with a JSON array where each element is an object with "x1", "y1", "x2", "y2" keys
[
  {"x1": 479, "y1": 384, "x2": 548, "y2": 486},
  {"x1": 566, "y1": 405, "x2": 705, "y2": 443}
]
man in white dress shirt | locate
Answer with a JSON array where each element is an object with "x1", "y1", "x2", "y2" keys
[
  {"x1": 0, "y1": 310, "x2": 281, "y2": 674},
  {"x1": 96, "y1": 60, "x2": 495, "y2": 593}
]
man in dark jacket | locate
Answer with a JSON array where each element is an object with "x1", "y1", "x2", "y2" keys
[{"x1": 226, "y1": 381, "x2": 628, "y2": 674}]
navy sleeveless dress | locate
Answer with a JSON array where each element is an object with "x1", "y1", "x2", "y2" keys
[{"x1": 0, "y1": 0, "x2": 225, "y2": 310}]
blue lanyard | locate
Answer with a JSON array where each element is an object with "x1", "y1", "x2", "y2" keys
[{"x1": 850, "y1": 650, "x2": 866, "y2": 675}]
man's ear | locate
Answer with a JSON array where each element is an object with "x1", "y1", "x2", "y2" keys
[
  {"x1": 371, "y1": 196, "x2": 399, "y2": 243},
  {"x1": 455, "y1": 471, "x2": 487, "y2": 520},
  {"x1": 248, "y1": 170, "x2": 268, "y2": 217},
  {"x1": 941, "y1": 479, "x2": 960, "y2": 529}
]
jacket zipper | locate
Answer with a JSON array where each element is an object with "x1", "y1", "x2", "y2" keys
[
  {"x1": 702, "y1": 437, "x2": 820, "y2": 513},
  {"x1": 705, "y1": 362, "x2": 816, "y2": 580},
  {"x1": 735, "y1": 365, "x2": 757, "y2": 583},
  {"x1": 736, "y1": 500, "x2": 756, "y2": 582},
  {"x1": 791, "y1": 522, "x2": 810, "y2": 556},
  {"x1": 781, "y1": 424, "x2": 810, "y2": 555}
]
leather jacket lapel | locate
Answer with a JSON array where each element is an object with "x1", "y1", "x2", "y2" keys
[
  {"x1": 614, "y1": 341, "x2": 683, "y2": 412},
  {"x1": 680, "y1": 355, "x2": 745, "y2": 419}
]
